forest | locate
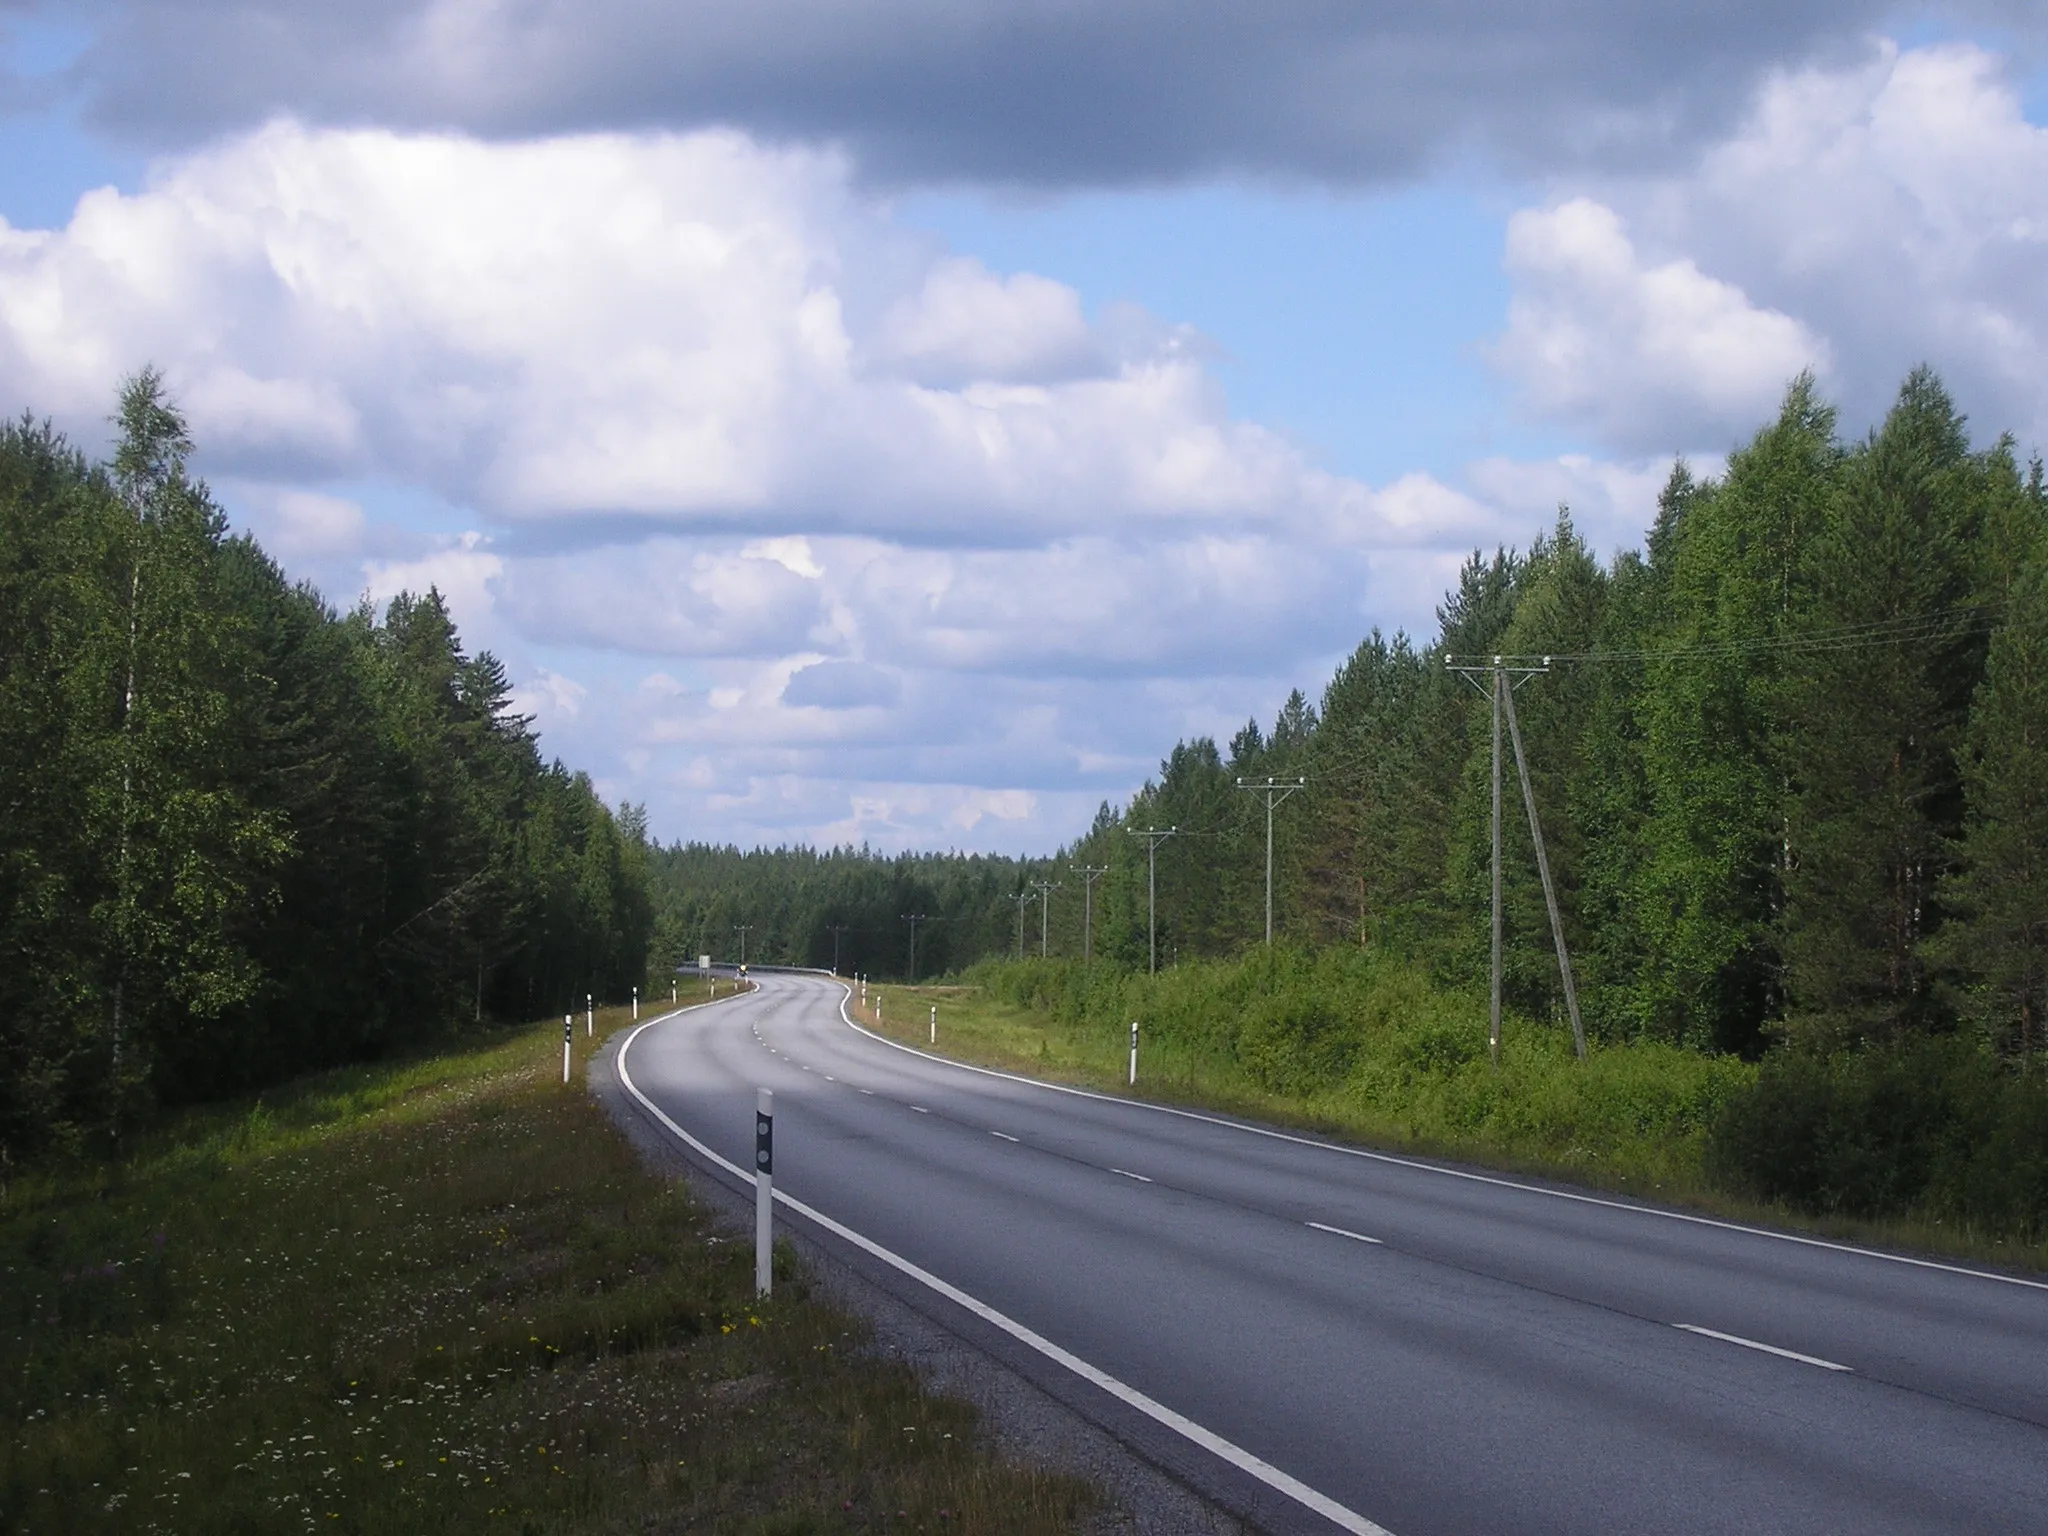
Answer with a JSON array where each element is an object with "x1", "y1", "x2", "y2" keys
[
  {"x1": 0, "y1": 375, "x2": 653, "y2": 1158},
  {"x1": 652, "y1": 370, "x2": 2048, "y2": 1227},
  {"x1": 12, "y1": 363, "x2": 2044, "y2": 1227},
  {"x1": 662, "y1": 366, "x2": 2048, "y2": 1069}
]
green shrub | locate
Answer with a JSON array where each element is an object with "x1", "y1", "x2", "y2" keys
[
  {"x1": 1707, "y1": 1036, "x2": 2048, "y2": 1234},
  {"x1": 1236, "y1": 993, "x2": 1358, "y2": 1095},
  {"x1": 1397, "y1": 1019, "x2": 1482, "y2": 1077}
]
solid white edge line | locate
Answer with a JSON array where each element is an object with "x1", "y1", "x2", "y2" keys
[
  {"x1": 616, "y1": 1008, "x2": 1394, "y2": 1536},
  {"x1": 835, "y1": 985, "x2": 2048, "y2": 1294},
  {"x1": 1672, "y1": 1324, "x2": 1853, "y2": 1373},
  {"x1": 1309, "y1": 1222, "x2": 1383, "y2": 1246}
]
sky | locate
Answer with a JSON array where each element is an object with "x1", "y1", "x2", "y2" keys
[{"x1": 3, "y1": 3, "x2": 2046, "y2": 854}]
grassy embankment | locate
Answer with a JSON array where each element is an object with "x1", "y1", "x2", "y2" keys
[
  {"x1": 855, "y1": 951, "x2": 2048, "y2": 1272},
  {"x1": 0, "y1": 986, "x2": 1098, "y2": 1534}
]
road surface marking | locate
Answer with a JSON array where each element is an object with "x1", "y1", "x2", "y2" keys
[
  {"x1": 1309, "y1": 1222, "x2": 1383, "y2": 1245},
  {"x1": 1673, "y1": 1324, "x2": 1852, "y2": 1372},
  {"x1": 825, "y1": 1075, "x2": 836, "y2": 1082},
  {"x1": 991, "y1": 1131, "x2": 1020, "y2": 1142},
  {"x1": 859, "y1": 1089, "x2": 874, "y2": 1096},
  {"x1": 836, "y1": 988, "x2": 2048, "y2": 1294},
  {"x1": 911, "y1": 1105, "x2": 929, "y2": 1114},
  {"x1": 616, "y1": 1019, "x2": 1396, "y2": 1536},
  {"x1": 1110, "y1": 1168, "x2": 1153, "y2": 1183}
]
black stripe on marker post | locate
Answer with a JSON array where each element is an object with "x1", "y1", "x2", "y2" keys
[{"x1": 754, "y1": 1088, "x2": 773, "y2": 1297}]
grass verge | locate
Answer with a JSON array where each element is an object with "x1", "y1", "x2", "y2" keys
[
  {"x1": 856, "y1": 959, "x2": 2048, "y2": 1275},
  {"x1": 0, "y1": 998, "x2": 1099, "y2": 1534}
]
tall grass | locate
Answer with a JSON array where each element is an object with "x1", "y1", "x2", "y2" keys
[{"x1": 0, "y1": 1005, "x2": 1095, "y2": 1533}]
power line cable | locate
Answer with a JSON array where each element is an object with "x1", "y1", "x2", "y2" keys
[{"x1": 1444, "y1": 600, "x2": 2005, "y2": 668}]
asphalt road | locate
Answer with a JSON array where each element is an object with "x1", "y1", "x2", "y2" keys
[{"x1": 615, "y1": 973, "x2": 2048, "y2": 1536}]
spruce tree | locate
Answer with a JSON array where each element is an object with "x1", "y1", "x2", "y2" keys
[
  {"x1": 1779, "y1": 369, "x2": 1982, "y2": 1045},
  {"x1": 1936, "y1": 543, "x2": 2048, "y2": 1060},
  {"x1": 1633, "y1": 377, "x2": 1838, "y2": 1050}
]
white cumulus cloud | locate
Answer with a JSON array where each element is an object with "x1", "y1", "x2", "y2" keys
[
  {"x1": 0, "y1": 120, "x2": 1381, "y2": 549},
  {"x1": 0, "y1": 116, "x2": 1689, "y2": 850},
  {"x1": 1492, "y1": 197, "x2": 1829, "y2": 453},
  {"x1": 1495, "y1": 40, "x2": 2048, "y2": 455}
]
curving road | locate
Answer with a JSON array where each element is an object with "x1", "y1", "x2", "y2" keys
[{"x1": 613, "y1": 972, "x2": 2048, "y2": 1536}]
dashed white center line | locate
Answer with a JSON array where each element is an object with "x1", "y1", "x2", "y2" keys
[
  {"x1": 1109, "y1": 1168, "x2": 1153, "y2": 1183},
  {"x1": 990, "y1": 1131, "x2": 1020, "y2": 1142},
  {"x1": 1308, "y1": 1221, "x2": 1383, "y2": 1245},
  {"x1": 859, "y1": 1089, "x2": 874, "y2": 1096},
  {"x1": 825, "y1": 1075, "x2": 836, "y2": 1082},
  {"x1": 911, "y1": 1106, "x2": 929, "y2": 1114},
  {"x1": 1673, "y1": 1324, "x2": 1852, "y2": 1372}
]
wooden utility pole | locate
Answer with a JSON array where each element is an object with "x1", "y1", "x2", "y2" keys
[{"x1": 1447, "y1": 656, "x2": 1587, "y2": 1066}]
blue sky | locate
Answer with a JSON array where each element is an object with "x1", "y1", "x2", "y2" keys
[
  {"x1": 899, "y1": 182, "x2": 1551, "y2": 486},
  {"x1": 3, "y1": 3, "x2": 2046, "y2": 852}
]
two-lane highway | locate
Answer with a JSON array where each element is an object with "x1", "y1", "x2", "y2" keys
[{"x1": 616, "y1": 972, "x2": 2048, "y2": 1535}]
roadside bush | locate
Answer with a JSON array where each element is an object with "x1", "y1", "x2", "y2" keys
[
  {"x1": 1397, "y1": 1019, "x2": 1483, "y2": 1077},
  {"x1": 1236, "y1": 993, "x2": 1358, "y2": 1095},
  {"x1": 1707, "y1": 1036, "x2": 2048, "y2": 1235}
]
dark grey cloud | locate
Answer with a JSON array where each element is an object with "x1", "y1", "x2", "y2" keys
[{"x1": 38, "y1": 0, "x2": 2012, "y2": 186}]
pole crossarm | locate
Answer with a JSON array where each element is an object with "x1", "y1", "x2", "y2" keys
[
  {"x1": 1446, "y1": 653, "x2": 1560, "y2": 668},
  {"x1": 1447, "y1": 655, "x2": 1552, "y2": 692},
  {"x1": 1234, "y1": 776, "x2": 1307, "y2": 946}
]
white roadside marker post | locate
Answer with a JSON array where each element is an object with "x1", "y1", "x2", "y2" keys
[
  {"x1": 671, "y1": 979, "x2": 676, "y2": 1004},
  {"x1": 585, "y1": 993, "x2": 593, "y2": 1037},
  {"x1": 1129, "y1": 1020, "x2": 1139, "y2": 1087},
  {"x1": 563, "y1": 1015, "x2": 572, "y2": 1084},
  {"x1": 632, "y1": 985, "x2": 638, "y2": 1020},
  {"x1": 930, "y1": 1004, "x2": 937, "y2": 1045},
  {"x1": 754, "y1": 1088, "x2": 774, "y2": 1298}
]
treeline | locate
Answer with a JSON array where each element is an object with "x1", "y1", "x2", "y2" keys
[
  {"x1": 0, "y1": 375, "x2": 652, "y2": 1157},
  {"x1": 646, "y1": 843, "x2": 1042, "y2": 980},
  {"x1": 640, "y1": 367, "x2": 2048, "y2": 1232},
  {"x1": 651, "y1": 367, "x2": 2048, "y2": 1077},
  {"x1": 1050, "y1": 370, "x2": 2046, "y2": 1074}
]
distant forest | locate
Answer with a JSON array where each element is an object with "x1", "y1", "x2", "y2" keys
[
  {"x1": 654, "y1": 369, "x2": 2048, "y2": 1073},
  {"x1": 1, "y1": 376, "x2": 652, "y2": 1157}
]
